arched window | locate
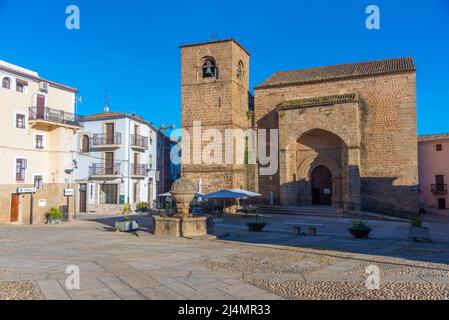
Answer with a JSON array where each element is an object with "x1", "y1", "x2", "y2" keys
[
  {"x1": 81, "y1": 135, "x2": 90, "y2": 152},
  {"x1": 202, "y1": 58, "x2": 217, "y2": 78},
  {"x1": 2, "y1": 77, "x2": 11, "y2": 89},
  {"x1": 237, "y1": 60, "x2": 244, "y2": 80}
]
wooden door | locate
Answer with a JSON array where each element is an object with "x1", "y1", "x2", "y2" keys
[
  {"x1": 105, "y1": 123, "x2": 114, "y2": 144},
  {"x1": 105, "y1": 152, "x2": 114, "y2": 174},
  {"x1": 311, "y1": 165, "x2": 332, "y2": 206},
  {"x1": 79, "y1": 184, "x2": 87, "y2": 213},
  {"x1": 134, "y1": 153, "x2": 139, "y2": 174},
  {"x1": 36, "y1": 94, "x2": 46, "y2": 119},
  {"x1": 10, "y1": 194, "x2": 19, "y2": 222}
]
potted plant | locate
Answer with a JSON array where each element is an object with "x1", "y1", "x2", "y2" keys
[
  {"x1": 408, "y1": 215, "x2": 431, "y2": 242},
  {"x1": 49, "y1": 207, "x2": 62, "y2": 224},
  {"x1": 114, "y1": 203, "x2": 139, "y2": 232},
  {"x1": 136, "y1": 202, "x2": 148, "y2": 213},
  {"x1": 348, "y1": 220, "x2": 371, "y2": 238},
  {"x1": 247, "y1": 214, "x2": 266, "y2": 232}
]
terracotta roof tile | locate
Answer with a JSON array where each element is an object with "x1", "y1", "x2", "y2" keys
[
  {"x1": 0, "y1": 64, "x2": 78, "y2": 92},
  {"x1": 278, "y1": 93, "x2": 358, "y2": 111},
  {"x1": 79, "y1": 111, "x2": 159, "y2": 132},
  {"x1": 418, "y1": 133, "x2": 449, "y2": 143},
  {"x1": 255, "y1": 57, "x2": 415, "y2": 89}
]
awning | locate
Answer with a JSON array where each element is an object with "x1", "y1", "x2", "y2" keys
[{"x1": 202, "y1": 189, "x2": 261, "y2": 199}]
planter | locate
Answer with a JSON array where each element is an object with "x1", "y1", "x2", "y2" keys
[
  {"x1": 348, "y1": 227, "x2": 371, "y2": 239},
  {"x1": 115, "y1": 220, "x2": 139, "y2": 232},
  {"x1": 247, "y1": 222, "x2": 266, "y2": 232},
  {"x1": 51, "y1": 219, "x2": 62, "y2": 225},
  {"x1": 409, "y1": 226, "x2": 432, "y2": 242}
]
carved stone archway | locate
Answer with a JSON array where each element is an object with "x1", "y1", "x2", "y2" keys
[{"x1": 296, "y1": 155, "x2": 343, "y2": 208}]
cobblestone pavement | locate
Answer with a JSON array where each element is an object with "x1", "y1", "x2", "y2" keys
[
  {"x1": 1, "y1": 213, "x2": 449, "y2": 300},
  {"x1": 0, "y1": 281, "x2": 42, "y2": 300}
]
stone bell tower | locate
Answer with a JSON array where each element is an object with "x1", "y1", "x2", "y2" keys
[{"x1": 180, "y1": 39, "x2": 252, "y2": 193}]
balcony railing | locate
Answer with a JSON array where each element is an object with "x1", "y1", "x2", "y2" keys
[
  {"x1": 29, "y1": 106, "x2": 81, "y2": 127},
  {"x1": 92, "y1": 133, "x2": 122, "y2": 146},
  {"x1": 431, "y1": 184, "x2": 448, "y2": 194},
  {"x1": 131, "y1": 134, "x2": 149, "y2": 149},
  {"x1": 89, "y1": 163, "x2": 121, "y2": 176},
  {"x1": 131, "y1": 164, "x2": 148, "y2": 176}
]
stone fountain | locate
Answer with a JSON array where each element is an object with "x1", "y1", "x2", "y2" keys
[{"x1": 151, "y1": 177, "x2": 214, "y2": 237}]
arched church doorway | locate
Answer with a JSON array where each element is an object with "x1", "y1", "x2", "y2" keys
[{"x1": 311, "y1": 165, "x2": 332, "y2": 206}]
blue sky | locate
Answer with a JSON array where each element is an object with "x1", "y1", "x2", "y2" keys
[{"x1": 0, "y1": 0, "x2": 448, "y2": 134}]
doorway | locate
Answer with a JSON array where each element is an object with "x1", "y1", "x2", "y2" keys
[
  {"x1": 36, "y1": 94, "x2": 46, "y2": 119},
  {"x1": 105, "y1": 152, "x2": 114, "y2": 174},
  {"x1": 10, "y1": 194, "x2": 19, "y2": 223},
  {"x1": 105, "y1": 123, "x2": 114, "y2": 144},
  {"x1": 79, "y1": 184, "x2": 87, "y2": 213},
  {"x1": 311, "y1": 165, "x2": 332, "y2": 206}
]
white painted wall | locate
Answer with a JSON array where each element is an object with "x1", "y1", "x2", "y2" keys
[{"x1": 74, "y1": 115, "x2": 160, "y2": 207}]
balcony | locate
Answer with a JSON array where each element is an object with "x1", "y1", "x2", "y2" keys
[
  {"x1": 131, "y1": 164, "x2": 148, "y2": 177},
  {"x1": 131, "y1": 134, "x2": 149, "y2": 150},
  {"x1": 431, "y1": 184, "x2": 447, "y2": 194},
  {"x1": 92, "y1": 133, "x2": 122, "y2": 149},
  {"x1": 89, "y1": 163, "x2": 121, "y2": 178},
  {"x1": 29, "y1": 106, "x2": 82, "y2": 130}
]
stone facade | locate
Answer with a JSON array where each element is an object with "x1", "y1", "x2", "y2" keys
[
  {"x1": 255, "y1": 71, "x2": 419, "y2": 216},
  {"x1": 179, "y1": 39, "x2": 419, "y2": 216},
  {"x1": 0, "y1": 183, "x2": 75, "y2": 224},
  {"x1": 180, "y1": 39, "x2": 252, "y2": 192}
]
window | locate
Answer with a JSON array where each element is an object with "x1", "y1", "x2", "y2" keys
[
  {"x1": 202, "y1": 58, "x2": 216, "y2": 78},
  {"x1": 438, "y1": 198, "x2": 446, "y2": 210},
  {"x1": 100, "y1": 184, "x2": 117, "y2": 204},
  {"x1": 15, "y1": 159, "x2": 27, "y2": 182},
  {"x1": 436, "y1": 175, "x2": 445, "y2": 186},
  {"x1": 81, "y1": 135, "x2": 90, "y2": 152},
  {"x1": 34, "y1": 175, "x2": 44, "y2": 189},
  {"x1": 436, "y1": 144, "x2": 443, "y2": 152},
  {"x1": 35, "y1": 135, "x2": 44, "y2": 149},
  {"x1": 2, "y1": 77, "x2": 11, "y2": 89},
  {"x1": 237, "y1": 60, "x2": 244, "y2": 80},
  {"x1": 16, "y1": 82, "x2": 24, "y2": 93},
  {"x1": 15, "y1": 113, "x2": 25, "y2": 129}
]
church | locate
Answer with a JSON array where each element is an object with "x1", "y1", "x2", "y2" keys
[{"x1": 180, "y1": 39, "x2": 419, "y2": 216}]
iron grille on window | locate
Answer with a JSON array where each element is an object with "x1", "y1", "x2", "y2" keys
[
  {"x1": 16, "y1": 114, "x2": 25, "y2": 129},
  {"x1": 35, "y1": 135, "x2": 44, "y2": 149},
  {"x1": 16, "y1": 159, "x2": 26, "y2": 182}
]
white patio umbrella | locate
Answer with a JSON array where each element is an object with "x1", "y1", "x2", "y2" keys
[{"x1": 203, "y1": 189, "x2": 261, "y2": 212}]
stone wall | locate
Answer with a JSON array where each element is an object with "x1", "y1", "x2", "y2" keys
[
  {"x1": 181, "y1": 40, "x2": 252, "y2": 192},
  {"x1": 0, "y1": 183, "x2": 75, "y2": 224},
  {"x1": 255, "y1": 72, "x2": 419, "y2": 216}
]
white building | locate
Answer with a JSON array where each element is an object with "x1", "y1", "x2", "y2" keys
[
  {"x1": 74, "y1": 107, "x2": 163, "y2": 214},
  {"x1": 0, "y1": 60, "x2": 79, "y2": 224}
]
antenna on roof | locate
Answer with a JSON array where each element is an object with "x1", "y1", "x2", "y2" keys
[{"x1": 104, "y1": 89, "x2": 109, "y2": 112}]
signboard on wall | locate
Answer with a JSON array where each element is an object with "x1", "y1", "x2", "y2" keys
[
  {"x1": 64, "y1": 189, "x2": 74, "y2": 196},
  {"x1": 17, "y1": 187, "x2": 36, "y2": 194},
  {"x1": 38, "y1": 199, "x2": 47, "y2": 207},
  {"x1": 119, "y1": 195, "x2": 125, "y2": 205}
]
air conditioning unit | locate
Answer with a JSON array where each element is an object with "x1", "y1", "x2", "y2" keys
[{"x1": 39, "y1": 81, "x2": 49, "y2": 92}]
